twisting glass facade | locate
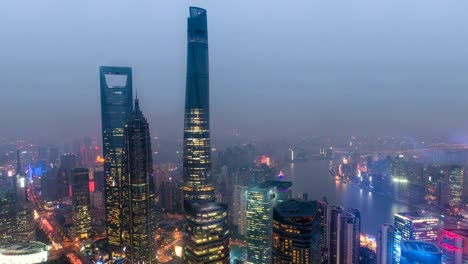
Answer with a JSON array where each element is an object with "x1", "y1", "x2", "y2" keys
[
  {"x1": 122, "y1": 99, "x2": 157, "y2": 263},
  {"x1": 182, "y1": 7, "x2": 230, "y2": 264},
  {"x1": 182, "y1": 6, "x2": 214, "y2": 202},
  {"x1": 100, "y1": 66, "x2": 133, "y2": 247}
]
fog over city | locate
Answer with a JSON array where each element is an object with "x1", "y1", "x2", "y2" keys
[{"x1": 1, "y1": 0, "x2": 468, "y2": 143}]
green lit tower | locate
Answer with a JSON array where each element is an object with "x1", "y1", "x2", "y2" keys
[
  {"x1": 246, "y1": 184, "x2": 277, "y2": 264},
  {"x1": 182, "y1": 7, "x2": 230, "y2": 263}
]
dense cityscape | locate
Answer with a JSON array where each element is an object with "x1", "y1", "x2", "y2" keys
[{"x1": 1, "y1": 3, "x2": 468, "y2": 264}]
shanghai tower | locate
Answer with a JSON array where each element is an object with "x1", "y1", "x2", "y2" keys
[{"x1": 182, "y1": 7, "x2": 230, "y2": 263}]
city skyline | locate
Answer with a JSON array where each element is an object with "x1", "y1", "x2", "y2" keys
[
  {"x1": 2, "y1": 1, "x2": 468, "y2": 142},
  {"x1": 2, "y1": 2, "x2": 468, "y2": 264}
]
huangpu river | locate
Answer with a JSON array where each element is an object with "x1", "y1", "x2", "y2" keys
[{"x1": 282, "y1": 159, "x2": 414, "y2": 235}]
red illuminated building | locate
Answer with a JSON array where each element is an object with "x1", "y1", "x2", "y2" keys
[{"x1": 438, "y1": 229, "x2": 468, "y2": 264}]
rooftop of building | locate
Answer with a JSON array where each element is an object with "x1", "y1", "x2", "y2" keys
[
  {"x1": 260, "y1": 178, "x2": 293, "y2": 190},
  {"x1": 190, "y1": 6, "x2": 206, "y2": 18},
  {"x1": 395, "y1": 211, "x2": 439, "y2": 221},
  {"x1": 401, "y1": 241, "x2": 440, "y2": 254},
  {"x1": 0, "y1": 241, "x2": 49, "y2": 255},
  {"x1": 274, "y1": 199, "x2": 320, "y2": 219},
  {"x1": 184, "y1": 199, "x2": 228, "y2": 216}
]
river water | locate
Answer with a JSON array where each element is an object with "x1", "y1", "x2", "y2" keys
[{"x1": 282, "y1": 159, "x2": 414, "y2": 235}]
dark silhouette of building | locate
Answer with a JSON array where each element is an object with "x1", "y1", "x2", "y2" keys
[
  {"x1": 272, "y1": 200, "x2": 325, "y2": 264},
  {"x1": 336, "y1": 209, "x2": 361, "y2": 263},
  {"x1": 326, "y1": 207, "x2": 361, "y2": 264},
  {"x1": 327, "y1": 206, "x2": 344, "y2": 263},
  {"x1": 58, "y1": 153, "x2": 77, "y2": 199},
  {"x1": 121, "y1": 99, "x2": 157, "y2": 263},
  {"x1": 99, "y1": 66, "x2": 133, "y2": 248},
  {"x1": 377, "y1": 224, "x2": 394, "y2": 264},
  {"x1": 182, "y1": 7, "x2": 230, "y2": 263},
  {"x1": 41, "y1": 165, "x2": 58, "y2": 202},
  {"x1": 49, "y1": 147, "x2": 59, "y2": 165},
  {"x1": 160, "y1": 179, "x2": 184, "y2": 214}
]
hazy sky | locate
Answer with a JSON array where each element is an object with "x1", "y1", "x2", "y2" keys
[{"x1": 1, "y1": 1, "x2": 468, "y2": 143}]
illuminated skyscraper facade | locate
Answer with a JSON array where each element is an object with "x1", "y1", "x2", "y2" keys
[
  {"x1": 15, "y1": 203, "x2": 35, "y2": 241},
  {"x1": 0, "y1": 188, "x2": 15, "y2": 243},
  {"x1": 71, "y1": 168, "x2": 91, "y2": 239},
  {"x1": 100, "y1": 66, "x2": 133, "y2": 247},
  {"x1": 393, "y1": 212, "x2": 439, "y2": 263},
  {"x1": 122, "y1": 99, "x2": 157, "y2": 263},
  {"x1": 246, "y1": 185, "x2": 276, "y2": 264},
  {"x1": 184, "y1": 200, "x2": 230, "y2": 263},
  {"x1": 182, "y1": 6, "x2": 214, "y2": 202},
  {"x1": 377, "y1": 224, "x2": 395, "y2": 264},
  {"x1": 14, "y1": 151, "x2": 35, "y2": 242},
  {"x1": 448, "y1": 166, "x2": 464, "y2": 212},
  {"x1": 182, "y1": 7, "x2": 230, "y2": 263},
  {"x1": 272, "y1": 200, "x2": 324, "y2": 264},
  {"x1": 438, "y1": 229, "x2": 468, "y2": 264}
]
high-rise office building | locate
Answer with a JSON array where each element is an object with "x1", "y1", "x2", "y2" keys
[
  {"x1": 182, "y1": 7, "x2": 230, "y2": 263},
  {"x1": 232, "y1": 185, "x2": 248, "y2": 236},
  {"x1": 41, "y1": 166, "x2": 58, "y2": 202},
  {"x1": 438, "y1": 229, "x2": 468, "y2": 264},
  {"x1": 49, "y1": 147, "x2": 59, "y2": 165},
  {"x1": 61, "y1": 153, "x2": 77, "y2": 170},
  {"x1": 448, "y1": 166, "x2": 464, "y2": 212},
  {"x1": 393, "y1": 211, "x2": 439, "y2": 263},
  {"x1": 14, "y1": 151, "x2": 36, "y2": 242},
  {"x1": 262, "y1": 179, "x2": 293, "y2": 204},
  {"x1": 377, "y1": 224, "x2": 395, "y2": 264},
  {"x1": 0, "y1": 187, "x2": 15, "y2": 243},
  {"x1": 272, "y1": 200, "x2": 324, "y2": 264},
  {"x1": 121, "y1": 99, "x2": 157, "y2": 263},
  {"x1": 100, "y1": 66, "x2": 133, "y2": 247},
  {"x1": 15, "y1": 203, "x2": 35, "y2": 241},
  {"x1": 246, "y1": 184, "x2": 277, "y2": 264},
  {"x1": 400, "y1": 241, "x2": 441, "y2": 264},
  {"x1": 325, "y1": 207, "x2": 360, "y2": 264},
  {"x1": 37, "y1": 146, "x2": 47, "y2": 162},
  {"x1": 326, "y1": 206, "x2": 344, "y2": 263},
  {"x1": 336, "y1": 209, "x2": 361, "y2": 263},
  {"x1": 71, "y1": 168, "x2": 91, "y2": 240},
  {"x1": 58, "y1": 153, "x2": 77, "y2": 199},
  {"x1": 182, "y1": 6, "x2": 214, "y2": 202}
]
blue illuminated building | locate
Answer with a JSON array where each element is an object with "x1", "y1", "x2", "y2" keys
[
  {"x1": 393, "y1": 212, "x2": 439, "y2": 263},
  {"x1": 400, "y1": 241, "x2": 441, "y2": 264}
]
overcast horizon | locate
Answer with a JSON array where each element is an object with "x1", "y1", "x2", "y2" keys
[{"x1": 1, "y1": 0, "x2": 468, "y2": 144}]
